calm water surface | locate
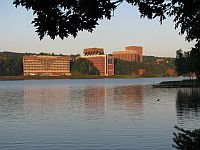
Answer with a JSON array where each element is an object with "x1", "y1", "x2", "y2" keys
[{"x1": 0, "y1": 78, "x2": 199, "y2": 150}]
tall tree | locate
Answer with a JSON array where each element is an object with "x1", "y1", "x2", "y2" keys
[
  {"x1": 175, "y1": 49, "x2": 190, "y2": 76},
  {"x1": 13, "y1": 0, "x2": 200, "y2": 45},
  {"x1": 190, "y1": 47, "x2": 200, "y2": 79},
  {"x1": 173, "y1": 126, "x2": 200, "y2": 150},
  {"x1": 114, "y1": 59, "x2": 137, "y2": 75},
  {"x1": 70, "y1": 58, "x2": 100, "y2": 75},
  {"x1": 175, "y1": 48, "x2": 200, "y2": 79}
]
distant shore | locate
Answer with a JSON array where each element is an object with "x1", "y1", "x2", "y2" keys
[
  {"x1": 153, "y1": 79, "x2": 199, "y2": 88},
  {"x1": 0, "y1": 75, "x2": 177, "y2": 81}
]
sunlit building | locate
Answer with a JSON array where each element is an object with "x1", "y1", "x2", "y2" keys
[
  {"x1": 113, "y1": 46, "x2": 143, "y2": 63},
  {"x1": 81, "y1": 48, "x2": 114, "y2": 76},
  {"x1": 166, "y1": 68, "x2": 176, "y2": 76},
  {"x1": 23, "y1": 55, "x2": 70, "y2": 76},
  {"x1": 135, "y1": 69, "x2": 146, "y2": 75}
]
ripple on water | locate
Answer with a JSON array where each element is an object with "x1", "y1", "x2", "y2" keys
[{"x1": 0, "y1": 78, "x2": 199, "y2": 150}]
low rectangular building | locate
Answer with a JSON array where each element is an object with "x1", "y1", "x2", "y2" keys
[{"x1": 23, "y1": 55, "x2": 70, "y2": 76}]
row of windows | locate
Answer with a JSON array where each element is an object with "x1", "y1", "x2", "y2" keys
[
  {"x1": 25, "y1": 66, "x2": 70, "y2": 69},
  {"x1": 24, "y1": 65, "x2": 69, "y2": 67},
  {"x1": 24, "y1": 59, "x2": 69, "y2": 61},
  {"x1": 24, "y1": 68, "x2": 69, "y2": 70},
  {"x1": 24, "y1": 62, "x2": 69, "y2": 64}
]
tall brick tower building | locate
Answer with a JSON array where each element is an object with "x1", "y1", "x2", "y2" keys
[
  {"x1": 81, "y1": 48, "x2": 114, "y2": 76},
  {"x1": 113, "y1": 46, "x2": 143, "y2": 63}
]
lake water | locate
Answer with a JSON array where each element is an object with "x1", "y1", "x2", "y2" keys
[{"x1": 0, "y1": 78, "x2": 199, "y2": 150}]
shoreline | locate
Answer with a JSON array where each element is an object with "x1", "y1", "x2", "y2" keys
[
  {"x1": 153, "y1": 79, "x2": 199, "y2": 88},
  {"x1": 0, "y1": 75, "x2": 178, "y2": 81}
]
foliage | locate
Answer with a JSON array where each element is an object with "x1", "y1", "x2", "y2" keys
[
  {"x1": 13, "y1": 0, "x2": 118, "y2": 40},
  {"x1": 173, "y1": 126, "x2": 200, "y2": 150},
  {"x1": 70, "y1": 54, "x2": 80, "y2": 58},
  {"x1": 39, "y1": 52, "x2": 54, "y2": 56},
  {"x1": 142, "y1": 56, "x2": 175, "y2": 76},
  {"x1": 13, "y1": 0, "x2": 200, "y2": 45},
  {"x1": 190, "y1": 48, "x2": 200, "y2": 79},
  {"x1": 175, "y1": 48, "x2": 200, "y2": 79},
  {"x1": 114, "y1": 57, "x2": 175, "y2": 76},
  {"x1": 0, "y1": 52, "x2": 23, "y2": 76},
  {"x1": 70, "y1": 58, "x2": 100, "y2": 75},
  {"x1": 114, "y1": 59, "x2": 138, "y2": 75},
  {"x1": 175, "y1": 49, "x2": 191, "y2": 76}
]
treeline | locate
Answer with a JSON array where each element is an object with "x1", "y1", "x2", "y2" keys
[
  {"x1": 175, "y1": 48, "x2": 200, "y2": 79},
  {"x1": 0, "y1": 52, "x2": 23, "y2": 76},
  {"x1": 115, "y1": 56, "x2": 175, "y2": 76},
  {"x1": 0, "y1": 51, "x2": 175, "y2": 77},
  {"x1": 142, "y1": 56, "x2": 175, "y2": 76},
  {"x1": 114, "y1": 59, "x2": 138, "y2": 75},
  {"x1": 0, "y1": 51, "x2": 70, "y2": 76},
  {"x1": 70, "y1": 58, "x2": 100, "y2": 75}
]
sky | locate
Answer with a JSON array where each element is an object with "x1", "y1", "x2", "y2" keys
[{"x1": 0, "y1": 0, "x2": 195, "y2": 57}]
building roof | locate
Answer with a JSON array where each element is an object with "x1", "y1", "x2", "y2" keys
[
  {"x1": 113, "y1": 50, "x2": 138, "y2": 54},
  {"x1": 126, "y1": 46, "x2": 143, "y2": 50},
  {"x1": 23, "y1": 55, "x2": 70, "y2": 60},
  {"x1": 83, "y1": 48, "x2": 104, "y2": 55}
]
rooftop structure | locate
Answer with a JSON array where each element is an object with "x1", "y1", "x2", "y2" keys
[{"x1": 83, "y1": 48, "x2": 104, "y2": 55}]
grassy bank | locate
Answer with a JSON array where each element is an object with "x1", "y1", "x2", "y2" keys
[{"x1": 0, "y1": 76, "x2": 24, "y2": 81}]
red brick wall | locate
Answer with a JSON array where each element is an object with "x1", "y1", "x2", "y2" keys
[
  {"x1": 113, "y1": 53, "x2": 138, "y2": 62},
  {"x1": 126, "y1": 46, "x2": 143, "y2": 63},
  {"x1": 166, "y1": 69, "x2": 176, "y2": 76},
  {"x1": 83, "y1": 55, "x2": 115, "y2": 76},
  {"x1": 85, "y1": 56, "x2": 106, "y2": 76},
  {"x1": 135, "y1": 69, "x2": 145, "y2": 75}
]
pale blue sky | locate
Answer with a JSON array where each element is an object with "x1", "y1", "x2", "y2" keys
[{"x1": 0, "y1": 0, "x2": 195, "y2": 57}]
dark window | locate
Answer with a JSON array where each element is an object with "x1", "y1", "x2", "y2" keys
[{"x1": 108, "y1": 58, "x2": 112, "y2": 64}]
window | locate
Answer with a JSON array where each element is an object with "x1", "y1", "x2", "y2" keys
[{"x1": 108, "y1": 58, "x2": 112, "y2": 64}]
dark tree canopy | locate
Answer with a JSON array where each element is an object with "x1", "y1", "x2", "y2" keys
[
  {"x1": 175, "y1": 48, "x2": 200, "y2": 79},
  {"x1": 173, "y1": 126, "x2": 200, "y2": 150},
  {"x1": 13, "y1": 0, "x2": 200, "y2": 44}
]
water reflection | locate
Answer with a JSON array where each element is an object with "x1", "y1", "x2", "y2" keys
[
  {"x1": 83, "y1": 85, "x2": 144, "y2": 117},
  {"x1": 0, "y1": 89, "x2": 24, "y2": 117},
  {"x1": 23, "y1": 86, "x2": 70, "y2": 114},
  {"x1": 22, "y1": 84, "x2": 144, "y2": 117},
  {"x1": 83, "y1": 86, "x2": 106, "y2": 116},
  {"x1": 2, "y1": 79, "x2": 198, "y2": 150},
  {"x1": 176, "y1": 88, "x2": 200, "y2": 121},
  {"x1": 111, "y1": 85, "x2": 144, "y2": 112}
]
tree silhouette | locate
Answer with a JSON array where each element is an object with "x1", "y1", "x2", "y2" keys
[
  {"x1": 190, "y1": 47, "x2": 200, "y2": 79},
  {"x1": 175, "y1": 47, "x2": 200, "y2": 79},
  {"x1": 175, "y1": 49, "x2": 191, "y2": 76},
  {"x1": 13, "y1": 0, "x2": 200, "y2": 45},
  {"x1": 173, "y1": 126, "x2": 200, "y2": 150},
  {"x1": 70, "y1": 58, "x2": 100, "y2": 75}
]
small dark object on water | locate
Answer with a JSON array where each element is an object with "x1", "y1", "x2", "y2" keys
[{"x1": 157, "y1": 99, "x2": 160, "y2": 101}]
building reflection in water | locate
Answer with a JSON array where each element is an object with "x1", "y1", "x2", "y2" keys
[
  {"x1": 176, "y1": 88, "x2": 200, "y2": 120},
  {"x1": 23, "y1": 84, "x2": 144, "y2": 117},
  {"x1": 112, "y1": 85, "x2": 144, "y2": 113},
  {"x1": 83, "y1": 86, "x2": 106, "y2": 116},
  {"x1": 23, "y1": 86, "x2": 70, "y2": 114},
  {"x1": 70, "y1": 84, "x2": 144, "y2": 117}
]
